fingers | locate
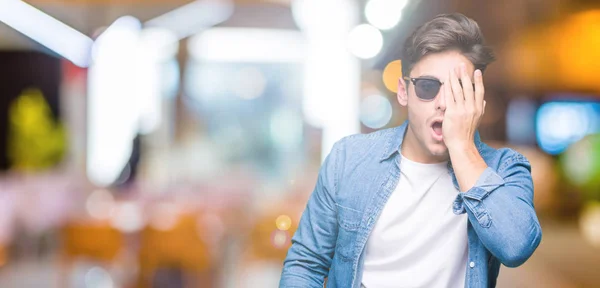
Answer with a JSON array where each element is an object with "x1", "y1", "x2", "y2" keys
[
  {"x1": 449, "y1": 66, "x2": 464, "y2": 105},
  {"x1": 444, "y1": 71, "x2": 455, "y2": 110},
  {"x1": 460, "y1": 64, "x2": 475, "y2": 105},
  {"x1": 474, "y1": 69, "x2": 485, "y2": 111}
]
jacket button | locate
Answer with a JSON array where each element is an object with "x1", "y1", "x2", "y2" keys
[{"x1": 469, "y1": 261, "x2": 475, "y2": 268}]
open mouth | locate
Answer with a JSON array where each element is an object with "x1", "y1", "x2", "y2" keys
[{"x1": 431, "y1": 120, "x2": 443, "y2": 139}]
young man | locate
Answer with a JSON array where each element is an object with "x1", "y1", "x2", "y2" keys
[{"x1": 279, "y1": 13, "x2": 542, "y2": 288}]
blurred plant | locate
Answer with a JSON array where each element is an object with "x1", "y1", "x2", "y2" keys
[
  {"x1": 560, "y1": 133, "x2": 600, "y2": 201},
  {"x1": 7, "y1": 88, "x2": 67, "y2": 171}
]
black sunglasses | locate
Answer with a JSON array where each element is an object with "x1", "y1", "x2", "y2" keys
[{"x1": 403, "y1": 76, "x2": 475, "y2": 101}]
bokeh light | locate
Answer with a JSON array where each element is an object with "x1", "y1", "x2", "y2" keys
[
  {"x1": 360, "y1": 94, "x2": 393, "y2": 129},
  {"x1": 84, "y1": 266, "x2": 114, "y2": 288},
  {"x1": 382, "y1": 60, "x2": 402, "y2": 93},
  {"x1": 365, "y1": 0, "x2": 407, "y2": 30},
  {"x1": 580, "y1": 202, "x2": 600, "y2": 248},
  {"x1": 536, "y1": 101, "x2": 600, "y2": 155},
  {"x1": 86, "y1": 189, "x2": 115, "y2": 220},
  {"x1": 271, "y1": 230, "x2": 289, "y2": 249},
  {"x1": 275, "y1": 215, "x2": 292, "y2": 231},
  {"x1": 348, "y1": 24, "x2": 383, "y2": 59},
  {"x1": 110, "y1": 202, "x2": 144, "y2": 233}
]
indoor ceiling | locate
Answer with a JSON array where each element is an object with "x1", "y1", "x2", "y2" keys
[{"x1": 0, "y1": 0, "x2": 296, "y2": 50}]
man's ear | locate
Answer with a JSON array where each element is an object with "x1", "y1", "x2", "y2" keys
[{"x1": 397, "y1": 77, "x2": 408, "y2": 107}]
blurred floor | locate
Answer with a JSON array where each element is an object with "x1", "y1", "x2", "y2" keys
[
  {"x1": 0, "y1": 217, "x2": 599, "y2": 287},
  {"x1": 497, "y1": 217, "x2": 600, "y2": 288}
]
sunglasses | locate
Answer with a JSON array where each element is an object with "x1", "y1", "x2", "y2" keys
[{"x1": 403, "y1": 76, "x2": 475, "y2": 101}]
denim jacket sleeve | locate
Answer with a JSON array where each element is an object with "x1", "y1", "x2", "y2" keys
[
  {"x1": 279, "y1": 141, "x2": 341, "y2": 287},
  {"x1": 453, "y1": 151, "x2": 543, "y2": 268}
]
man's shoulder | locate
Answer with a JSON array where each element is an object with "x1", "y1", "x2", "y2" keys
[
  {"x1": 334, "y1": 127, "x2": 399, "y2": 155},
  {"x1": 339, "y1": 127, "x2": 396, "y2": 144},
  {"x1": 478, "y1": 142, "x2": 531, "y2": 172}
]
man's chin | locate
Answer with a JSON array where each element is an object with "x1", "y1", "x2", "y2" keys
[{"x1": 429, "y1": 143, "x2": 449, "y2": 157}]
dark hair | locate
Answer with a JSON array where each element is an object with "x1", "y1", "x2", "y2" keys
[{"x1": 401, "y1": 13, "x2": 495, "y2": 77}]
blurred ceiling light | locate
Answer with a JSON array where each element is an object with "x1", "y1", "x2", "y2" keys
[
  {"x1": 291, "y1": 0, "x2": 350, "y2": 31},
  {"x1": 293, "y1": 0, "x2": 360, "y2": 160},
  {"x1": 231, "y1": 67, "x2": 267, "y2": 99},
  {"x1": 138, "y1": 27, "x2": 179, "y2": 63},
  {"x1": 92, "y1": 16, "x2": 142, "y2": 63},
  {"x1": 360, "y1": 94, "x2": 393, "y2": 129},
  {"x1": 145, "y1": 0, "x2": 234, "y2": 40},
  {"x1": 348, "y1": 24, "x2": 383, "y2": 59},
  {"x1": 0, "y1": 0, "x2": 93, "y2": 67},
  {"x1": 188, "y1": 28, "x2": 305, "y2": 63},
  {"x1": 87, "y1": 16, "x2": 142, "y2": 187},
  {"x1": 290, "y1": 0, "x2": 314, "y2": 31},
  {"x1": 365, "y1": 0, "x2": 407, "y2": 30},
  {"x1": 382, "y1": 60, "x2": 402, "y2": 93}
]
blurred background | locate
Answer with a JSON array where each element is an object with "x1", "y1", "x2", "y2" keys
[{"x1": 0, "y1": 0, "x2": 599, "y2": 287}]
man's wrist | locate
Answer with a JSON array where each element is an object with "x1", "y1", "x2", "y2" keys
[
  {"x1": 447, "y1": 140, "x2": 476, "y2": 156},
  {"x1": 448, "y1": 142, "x2": 488, "y2": 192}
]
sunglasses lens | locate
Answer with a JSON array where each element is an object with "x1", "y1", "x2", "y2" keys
[{"x1": 415, "y1": 79, "x2": 441, "y2": 100}]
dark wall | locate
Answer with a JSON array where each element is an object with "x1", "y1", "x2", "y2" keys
[{"x1": 0, "y1": 51, "x2": 61, "y2": 170}]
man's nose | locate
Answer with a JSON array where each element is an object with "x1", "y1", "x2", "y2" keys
[{"x1": 435, "y1": 88, "x2": 446, "y2": 111}]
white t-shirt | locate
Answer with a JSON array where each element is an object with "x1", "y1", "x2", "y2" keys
[{"x1": 361, "y1": 154, "x2": 468, "y2": 288}]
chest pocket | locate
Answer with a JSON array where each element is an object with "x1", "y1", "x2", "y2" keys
[{"x1": 335, "y1": 203, "x2": 363, "y2": 262}]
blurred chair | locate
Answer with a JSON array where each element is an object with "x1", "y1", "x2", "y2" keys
[
  {"x1": 0, "y1": 243, "x2": 7, "y2": 268},
  {"x1": 235, "y1": 204, "x2": 301, "y2": 288},
  {"x1": 137, "y1": 212, "x2": 214, "y2": 288},
  {"x1": 246, "y1": 212, "x2": 299, "y2": 262},
  {"x1": 60, "y1": 221, "x2": 124, "y2": 287}
]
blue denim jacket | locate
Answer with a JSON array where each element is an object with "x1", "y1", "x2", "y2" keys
[{"x1": 280, "y1": 121, "x2": 542, "y2": 288}]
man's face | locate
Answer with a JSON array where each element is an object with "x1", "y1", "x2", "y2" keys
[{"x1": 397, "y1": 50, "x2": 476, "y2": 162}]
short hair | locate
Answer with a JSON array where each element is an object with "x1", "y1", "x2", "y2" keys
[{"x1": 401, "y1": 13, "x2": 495, "y2": 77}]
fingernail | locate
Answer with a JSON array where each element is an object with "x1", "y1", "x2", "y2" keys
[{"x1": 475, "y1": 69, "x2": 482, "y2": 77}]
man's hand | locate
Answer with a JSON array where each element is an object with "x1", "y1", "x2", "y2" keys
[
  {"x1": 442, "y1": 63, "x2": 486, "y2": 151},
  {"x1": 443, "y1": 63, "x2": 488, "y2": 192}
]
